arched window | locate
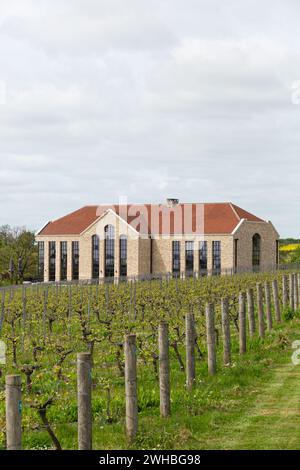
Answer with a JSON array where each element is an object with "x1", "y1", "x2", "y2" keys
[
  {"x1": 92, "y1": 235, "x2": 99, "y2": 279},
  {"x1": 120, "y1": 235, "x2": 127, "y2": 277},
  {"x1": 104, "y1": 225, "x2": 115, "y2": 277},
  {"x1": 252, "y1": 233, "x2": 261, "y2": 269}
]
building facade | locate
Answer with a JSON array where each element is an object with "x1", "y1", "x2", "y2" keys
[{"x1": 35, "y1": 200, "x2": 280, "y2": 282}]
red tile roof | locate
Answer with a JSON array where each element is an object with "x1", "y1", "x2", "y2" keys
[{"x1": 37, "y1": 202, "x2": 264, "y2": 236}]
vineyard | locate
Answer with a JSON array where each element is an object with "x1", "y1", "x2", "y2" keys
[{"x1": 0, "y1": 270, "x2": 299, "y2": 450}]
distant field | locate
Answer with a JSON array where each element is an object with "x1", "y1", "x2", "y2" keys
[{"x1": 280, "y1": 243, "x2": 300, "y2": 252}]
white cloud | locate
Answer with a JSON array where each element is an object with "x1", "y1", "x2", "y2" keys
[{"x1": 0, "y1": 1, "x2": 300, "y2": 236}]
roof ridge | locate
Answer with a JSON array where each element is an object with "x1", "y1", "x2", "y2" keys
[{"x1": 229, "y1": 202, "x2": 241, "y2": 221}]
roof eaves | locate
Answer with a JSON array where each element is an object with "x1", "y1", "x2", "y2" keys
[
  {"x1": 231, "y1": 218, "x2": 246, "y2": 235},
  {"x1": 35, "y1": 221, "x2": 51, "y2": 236},
  {"x1": 80, "y1": 208, "x2": 140, "y2": 236}
]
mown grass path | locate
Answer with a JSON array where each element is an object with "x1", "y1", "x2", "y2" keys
[
  {"x1": 200, "y1": 363, "x2": 300, "y2": 450},
  {"x1": 232, "y1": 364, "x2": 300, "y2": 449}
]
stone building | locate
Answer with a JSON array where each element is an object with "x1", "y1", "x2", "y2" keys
[{"x1": 35, "y1": 200, "x2": 279, "y2": 282}]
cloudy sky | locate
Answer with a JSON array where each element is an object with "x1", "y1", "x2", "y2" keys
[{"x1": 0, "y1": 0, "x2": 300, "y2": 236}]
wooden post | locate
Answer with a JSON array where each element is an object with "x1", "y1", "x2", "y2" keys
[
  {"x1": 6, "y1": 375, "x2": 22, "y2": 450},
  {"x1": 282, "y1": 275, "x2": 289, "y2": 308},
  {"x1": 289, "y1": 273, "x2": 295, "y2": 311},
  {"x1": 264, "y1": 282, "x2": 273, "y2": 330},
  {"x1": 272, "y1": 279, "x2": 281, "y2": 322},
  {"x1": 158, "y1": 322, "x2": 170, "y2": 417},
  {"x1": 246, "y1": 288, "x2": 255, "y2": 337},
  {"x1": 239, "y1": 292, "x2": 246, "y2": 354},
  {"x1": 206, "y1": 303, "x2": 216, "y2": 375},
  {"x1": 125, "y1": 334, "x2": 138, "y2": 441},
  {"x1": 221, "y1": 297, "x2": 231, "y2": 365},
  {"x1": 294, "y1": 273, "x2": 299, "y2": 310},
  {"x1": 256, "y1": 283, "x2": 265, "y2": 338},
  {"x1": 186, "y1": 313, "x2": 195, "y2": 389},
  {"x1": 77, "y1": 352, "x2": 92, "y2": 450}
]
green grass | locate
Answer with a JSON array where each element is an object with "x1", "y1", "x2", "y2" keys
[{"x1": 20, "y1": 318, "x2": 300, "y2": 450}]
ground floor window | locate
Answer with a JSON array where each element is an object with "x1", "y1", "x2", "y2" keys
[
  {"x1": 199, "y1": 241, "x2": 207, "y2": 274},
  {"x1": 234, "y1": 239, "x2": 238, "y2": 271},
  {"x1": 60, "y1": 241, "x2": 67, "y2": 281},
  {"x1": 105, "y1": 225, "x2": 115, "y2": 277},
  {"x1": 252, "y1": 234, "x2": 261, "y2": 270},
  {"x1": 72, "y1": 241, "x2": 79, "y2": 280},
  {"x1": 212, "y1": 241, "x2": 221, "y2": 273},
  {"x1": 172, "y1": 241, "x2": 180, "y2": 274},
  {"x1": 49, "y1": 241, "x2": 56, "y2": 281},
  {"x1": 120, "y1": 235, "x2": 127, "y2": 277},
  {"x1": 92, "y1": 235, "x2": 99, "y2": 279},
  {"x1": 185, "y1": 241, "x2": 194, "y2": 275},
  {"x1": 38, "y1": 242, "x2": 44, "y2": 280}
]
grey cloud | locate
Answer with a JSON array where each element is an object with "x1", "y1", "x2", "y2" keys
[{"x1": 0, "y1": 1, "x2": 300, "y2": 236}]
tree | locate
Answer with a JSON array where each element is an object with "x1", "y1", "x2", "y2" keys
[{"x1": 0, "y1": 226, "x2": 38, "y2": 284}]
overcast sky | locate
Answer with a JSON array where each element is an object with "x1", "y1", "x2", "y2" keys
[{"x1": 0, "y1": 0, "x2": 300, "y2": 236}]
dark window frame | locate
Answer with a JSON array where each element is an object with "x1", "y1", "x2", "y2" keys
[
  {"x1": 252, "y1": 233, "x2": 261, "y2": 269},
  {"x1": 172, "y1": 240, "x2": 181, "y2": 274},
  {"x1": 38, "y1": 242, "x2": 45, "y2": 280},
  {"x1": 92, "y1": 235, "x2": 100, "y2": 279},
  {"x1": 199, "y1": 240, "x2": 207, "y2": 273},
  {"x1": 105, "y1": 225, "x2": 115, "y2": 277},
  {"x1": 60, "y1": 241, "x2": 68, "y2": 281},
  {"x1": 234, "y1": 239, "x2": 238, "y2": 270},
  {"x1": 120, "y1": 235, "x2": 127, "y2": 277},
  {"x1": 212, "y1": 241, "x2": 221, "y2": 273},
  {"x1": 49, "y1": 241, "x2": 56, "y2": 281},
  {"x1": 72, "y1": 241, "x2": 79, "y2": 280},
  {"x1": 185, "y1": 241, "x2": 194, "y2": 275}
]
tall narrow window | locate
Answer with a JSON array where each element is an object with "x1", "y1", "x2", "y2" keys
[
  {"x1": 212, "y1": 241, "x2": 221, "y2": 273},
  {"x1": 38, "y1": 242, "x2": 44, "y2": 280},
  {"x1": 49, "y1": 241, "x2": 56, "y2": 281},
  {"x1": 252, "y1": 234, "x2": 261, "y2": 270},
  {"x1": 72, "y1": 241, "x2": 79, "y2": 280},
  {"x1": 120, "y1": 235, "x2": 127, "y2": 277},
  {"x1": 92, "y1": 235, "x2": 100, "y2": 279},
  {"x1": 105, "y1": 225, "x2": 115, "y2": 277},
  {"x1": 234, "y1": 239, "x2": 238, "y2": 271},
  {"x1": 185, "y1": 241, "x2": 194, "y2": 275},
  {"x1": 60, "y1": 241, "x2": 67, "y2": 281},
  {"x1": 199, "y1": 241, "x2": 207, "y2": 274},
  {"x1": 172, "y1": 241, "x2": 180, "y2": 274}
]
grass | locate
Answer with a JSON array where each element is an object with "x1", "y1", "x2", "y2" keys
[{"x1": 20, "y1": 317, "x2": 300, "y2": 450}]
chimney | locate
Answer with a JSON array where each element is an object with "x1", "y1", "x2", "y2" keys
[{"x1": 166, "y1": 198, "x2": 179, "y2": 208}]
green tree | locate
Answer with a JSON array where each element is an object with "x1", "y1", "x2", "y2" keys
[{"x1": 0, "y1": 225, "x2": 38, "y2": 284}]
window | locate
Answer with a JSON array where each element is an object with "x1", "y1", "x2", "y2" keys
[
  {"x1": 120, "y1": 235, "x2": 127, "y2": 277},
  {"x1": 185, "y1": 241, "x2": 194, "y2": 275},
  {"x1": 252, "y1": 234, "x2": 261, "y2": 269},
  {"x1": 234, "y1": 239, "x2": 238, "y2": 271},
  {"x1": 105, "y1": 225, "x2": 115, "y2": 277},
  {"x1": 92, "y1": 235, "x2": 100, "y2": 279},
  {"x1": 212, "y1": 241, "x2": 221, "y2": 273},
  {"x1": 49, "y1": 241, "x2": 56, "y2": 281},
  {"x1": 172, "y1": 241, "x2": 180, "y2": 274},
  {"x1": 38, "y1": 242, "x2": 44, "y2": 280},
  {"x1": 72, "y1": 241, "x2": 79, "y2": 280},
  {"x1": 199, "y1": 241, "x2": 207, "y2": 273},
  {"x1": 60, "y1": 241, "x2": 67, "y2": 281}
]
